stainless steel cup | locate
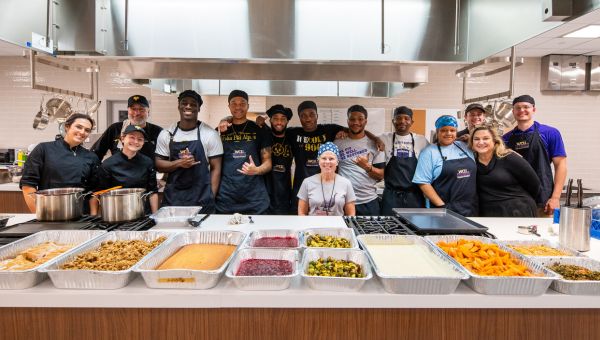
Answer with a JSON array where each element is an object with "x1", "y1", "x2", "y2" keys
[{"x1": 559, "y1": 206, "x2": 591, "y2": 252}]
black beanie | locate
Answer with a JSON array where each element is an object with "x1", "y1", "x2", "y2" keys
[
  {"x1": 512, "y1": 95, "x2": 535, "y2": 106},
  {"x1": 178, "y1": 90, "x2": 203, "y2": 106},
  {"x1": 393, "y1": 106, "x2": 413, "y2": 118},
  {"x1": 266, "y1": 104, "x2": 293, "y2": 120},
  {"x1": 228, "y1": 89, "x2": 249, "y2": 103},
  {"x1": 297, "y1": 100, "x2": 318, "y2": 114}
]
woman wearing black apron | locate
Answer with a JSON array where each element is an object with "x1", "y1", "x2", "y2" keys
[{"x1": 413, "y1": 115, "x2": 478, "y2": 216}]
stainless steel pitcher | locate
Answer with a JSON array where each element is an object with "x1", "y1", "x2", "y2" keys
[{"x1": 559, "y1": 179, "x2": 591, "y2": 252}]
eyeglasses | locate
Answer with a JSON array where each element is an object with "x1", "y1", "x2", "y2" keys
[
  {"x1": 513, "y1": 105, "x2": 533, "y2": 111},
  {"x1": 129, "y1": 108, "x2": 148, "y2": 113}
]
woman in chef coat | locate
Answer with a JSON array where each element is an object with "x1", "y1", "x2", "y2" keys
[
  {"x1": 90, "y1": 125, "x2": 159, "y2": 215},
  {"x1": 297, "y1": 142, "x2": 356, "y2": 216},
  {"x1": 470, "y1": 125, "x2": 540, "y2": 217},
  {"x1": 412, "y1": 115, "x2": 478, "y2": 216},
  {"x1": 20, "y1": 113, "x2": 100, "y2": 213}
]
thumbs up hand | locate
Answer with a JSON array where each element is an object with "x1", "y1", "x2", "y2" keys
[{"x1": 238, "y1": 155, "x2": 260, "y2": 176}]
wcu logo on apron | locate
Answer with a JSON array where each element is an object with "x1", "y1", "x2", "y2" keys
[
  {"x1": 456, "y1": 168, "x2": 471, "y2": 179},
  {"x1": 515, "y1": 140, "x2": 529, "y2": 150}
]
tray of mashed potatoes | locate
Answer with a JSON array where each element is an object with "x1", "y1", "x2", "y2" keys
[
  {"x1": 357, "y1": 234, "x2": 468, "y2": 294},
  {"x1": 0, "y1": 230, "x2": 106, "y2": 289},
  {"x1": 39, "y1": 231, "x2": 175, "y2": 289},
  {"x1": 134, "y1": 230, "x2": 246, "y2": 289}
]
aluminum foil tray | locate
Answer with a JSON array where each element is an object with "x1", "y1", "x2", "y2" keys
[
  {"x1": 225, "y1": 248, "x2": 299, "y2": 290},
  {"x1": 357, "y1": 234, "x2": 468, "y2": 294},
  {"x1": 135, "y1": 230, "x2": 246, "y2": 289},
  {"x1": 500, "y1": 239, "x2": 583, "y2": 258},
  {"x1": 301, "y1": 248, "x2": 372, "y2": 292},
  {"x1": 0, "y1": 230, "x2": 106, "y2": 289},
  {"x1": 40, "y1": 231, "x2": 175, "y2": 289},
  {"x1": 425, "y1": 235, "x2": 558, "y2": 295},
  {"x1": 150, "y1": 206, "x2": 202, "y2": 228},
  {"x1": 538, "y1": 257, "x2": 600, "y2": 295},
  {"x1": 302, "y1": 228, "x2": 358, "y2": 250},
  {"x1": 244, "y1": 229, "x2": 301, "y2": 250}
]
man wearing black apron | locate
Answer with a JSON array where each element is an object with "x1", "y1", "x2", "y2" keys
[
  {"x1": 265, "y1": 105, "x2": 294, "y2": 215},
  {"x1": 216, "y1": 90, "x2": 272, "y2": 214},
  {"x1": 413, "y1": 115, "x2": 478, "y2": 217},
  {"x1": 380, "y1": 106, "x2": 429, "y2": 215},
  {"x1": 155, "y1": 90, "x2": 223, "y2": 213},
  {"x1": 503, "y1": 95, "x2": 567, "y2": 216}
]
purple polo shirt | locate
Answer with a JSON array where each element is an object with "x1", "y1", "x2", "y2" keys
[{"x1": 502, "y1": 121, "x2": 567, "y2": 161}]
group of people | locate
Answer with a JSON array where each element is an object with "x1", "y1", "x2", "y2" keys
[{"x1": 19, "y1": 90, "x2": 566, "y2": 218}]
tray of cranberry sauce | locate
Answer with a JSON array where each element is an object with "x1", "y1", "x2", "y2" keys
[
  {"x1": 244, "y1": 230, "x2": 301, "y2": 250},
  {"x1": 225, "y1": 248, "x2": 300, "y2": 290}
]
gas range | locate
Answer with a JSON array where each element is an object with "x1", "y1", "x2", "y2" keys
[
  {"x1": 0, "y1": 215, "x2": 155, "y2": 246},
  {"x1": 344, "y1": 216, "x2": 416, "y2": 235},
  {"x1": 344, "y1": 215, "x2": 496, "y2": 238}
]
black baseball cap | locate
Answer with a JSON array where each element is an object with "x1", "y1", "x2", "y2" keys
[
  {"x1": 127, "y1": 95, "x2": 149, "y2": 108},
  {"x1": 178, "y1": 90, "x2": 203, "y2": 106},
  {"x1": 465, "y1": 103, "x2": 485, "y2": 114},
  {"x1": 122, "y1": 124, "x2": 148, "y2": 140}
]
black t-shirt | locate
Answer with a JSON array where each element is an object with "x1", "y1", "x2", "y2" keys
[
  {"x1": 288, "y1": 124, "x2": 344, "y2": 194},
  {"x1": 266, "y1": 134, "x2": 294, "y2": 213},
  {"x1": 476, "y1": 152, "x2": 541, "y2": 216},
  {"x1": 91, "y1": 121, "x2": 163, "y2": 160},
  {"x1": 220, "y1": 121, "x2": 272, "y2": 167},
  {"x1": 94, "y1": 151, "x2": 158, "y2": 192},
  {"x1": 20, "y1": 139, "x2": 100, "y2": 191}
]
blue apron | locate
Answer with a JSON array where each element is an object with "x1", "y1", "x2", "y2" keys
[
  {"x1": 162, "y1": 122, "x2": 215, "y2": 213},
  {"x1": 431, "y1": 143, "x2": 478, "y2": 216},
  {"x1": 381, "y1": 133, "x2": 425, "y2": 215},
  {"x1": 216, "y1": 125, "x2": 270, "y2": 214}
]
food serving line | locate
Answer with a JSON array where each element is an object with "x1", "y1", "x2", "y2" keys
[{"x1": 1, "y1": 214, "x2": 600, "y2": 339}]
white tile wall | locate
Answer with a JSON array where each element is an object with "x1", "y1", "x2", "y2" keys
[{"x1": 1, "y1": 56, "x2": 599, "y2": 189}]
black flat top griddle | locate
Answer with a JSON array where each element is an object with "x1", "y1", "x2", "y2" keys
[
  {"x1": 393, "y1": 208, "x2": 488, "y2": 234},
  {"x1": 0, "y1": 222, "x2": 92, "y2": 238}
]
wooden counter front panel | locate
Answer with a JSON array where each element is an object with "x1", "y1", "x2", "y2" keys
[
  {"x1": 0, "y1": 191, "x2": 29, "y2": 213},
  {"x1": 1, "y1": 308, "x2": 599, "y2": 340}
]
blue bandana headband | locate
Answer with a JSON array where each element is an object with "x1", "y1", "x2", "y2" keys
[
  {"x1": 435, "y1": 115, "x2": 458, "y2": 129},
  {"x1": 317, "y1": 142, "x2": 340, "y2": 159}
]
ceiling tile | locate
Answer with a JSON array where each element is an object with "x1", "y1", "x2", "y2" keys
[
  {"x1": 516, "y1": 37, "x2": 554, "y2": 48},
  {"x1": 565, "y1": 38, "x2": 600, "y2": 50},
  {"x1": 538, "y1": 22, "x2": 589, "y2": 38},
  {"x1": 516, "y1": 49, "x2": 558, "y2": 57},
  {"x1": 569, "y1": 8, "x2": 600, "y2": 25},
  {"x1": 535, "y1": 37, "x2": 594, "y2": 49}
]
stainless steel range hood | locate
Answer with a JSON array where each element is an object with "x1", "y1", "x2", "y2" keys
[
  {"x1": 119, "y1": 58, "x2": 428, "y2": 97},
  {"x1": 5, "y1": 0, "x2": 597, "y2": 98}
]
